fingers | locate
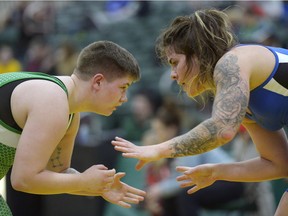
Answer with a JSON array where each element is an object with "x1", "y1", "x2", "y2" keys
[
  {"x1": 176, "y1": 174, "x2": 199, "y2": 194},
  {"x1": 111, "y1": 137, "x2": 131, "y2": 147},
  {"x1": 122, "y1": 183, "x2": 146, "y2": 202},
  {"x1": 107, "y1": 168, "x2": 116, "y2": 175},
  {"x1": 114, "y1": 172, "x2": 126, "y2": 181},
  {"x1": 104, "y1": 169, "x2": 116, "y2": 182},
  {"x1": 135, "y1": 160, "x2": 146, "y2": 170},
  {"x1": 124, "y1": 192, "x2": 144, "y2": 203},
  {"x1": 112, "y1": 143, "x2": 138, "y2": 158},
  {"x1": 179, "y1": 180, "x2": 195, "y2": 188},
  {"x1": 114, "y1": 136, "x2": 129, "y2": 142},
  {"x1": 127, "y1": 191, "x2": 145, "y2": 201},
  {"x1": 126, "y1": 184, "x2": 146, "y2": 197},
  {"x1": 176, "y1": 166, "x2": 192, "y2": 173},
  {"x1": 112, "y1": 137, "x2": 136, "y2": 157},
  {"x1": 176, "y1": 174, "x2": 190, "y2": 181},
  {"x1": 187, "y1": 185, "x2": 201, "y2": 194},
  {"x1": 117, "y1": 201, "x2": 131, "y2": 208},
  {"x1": 96, "y1": 164, "x2": 109, "y2": 170},
  {"x1": 102, "y1": 169, "x2": 117, "y2": 190},
  {"x1": 111, "y1": 140, "x2": 128, "y2": 148},
  {"x1": 117, "y1": 191, "x2": 146, "y2": 208}
]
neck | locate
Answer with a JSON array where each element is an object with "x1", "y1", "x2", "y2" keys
[{"x1": 60, "y1": 74, "x2": 90, "y2": 113}]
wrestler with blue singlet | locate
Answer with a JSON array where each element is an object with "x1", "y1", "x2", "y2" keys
[{"x1": 111, "y1": 9, "x2": 288, "y2": 216}]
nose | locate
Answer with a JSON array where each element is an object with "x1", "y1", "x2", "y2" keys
[{"x1": 170, "y1": 70, "x2": 177, "y2": 80}]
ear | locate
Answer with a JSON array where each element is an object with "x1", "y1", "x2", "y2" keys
[{"x1": 92, "y1": 73, "x2": 105, "y2": 90}]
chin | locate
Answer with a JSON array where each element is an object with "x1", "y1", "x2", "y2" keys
[
  {"x1": 103, "y1": 112, "x2": 113, "y2": 116},
  {"x1": 95, "y1": 110, "x2": 113, "y2": 116},
  {"x1": 186, "y1": 85, "x2": 206, "y2": 98}
]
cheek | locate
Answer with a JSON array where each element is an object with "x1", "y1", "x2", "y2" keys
[{"x1": 177, "y1": 64, "x2": 187, "y2": 78}]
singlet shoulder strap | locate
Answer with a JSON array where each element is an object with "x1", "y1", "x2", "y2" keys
[{"x1": 0, "y1": 72, "x2": 68, "y2": 96}]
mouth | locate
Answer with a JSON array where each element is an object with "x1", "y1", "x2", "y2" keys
[
  {"x1": 180, "y1": 82, "x2": 186, "y2": 91},
  {"x1": 177, "y1": 80, "x2": 185, "y2": 86},
  {"x1": 113, "y1": 104, "x2": 122, "y2": 110}
]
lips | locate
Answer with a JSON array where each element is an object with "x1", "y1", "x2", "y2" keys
[{"x1": 181, "y1": 83, "x2": 186, "y2": 91}]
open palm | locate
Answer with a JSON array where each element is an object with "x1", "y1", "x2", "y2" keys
[
  {"x1": 112, "y1": 136, "x2": 159, "y2": 170},
  {"x1": 176, "y1": 164, "x2": 216, "y2": 194},
  {"x1": 102, "y1": 172, "x2": 146, "y2": 208}
]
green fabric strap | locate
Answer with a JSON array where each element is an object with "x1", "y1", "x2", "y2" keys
[{"x1": 0, "y1": 72, "x2": 68, "y2": 95}]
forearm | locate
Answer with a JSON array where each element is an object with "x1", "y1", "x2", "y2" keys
[
  {"x1": 12, "y1": 168, "x2": 86, "y2": 195},
  {"x1": 157, "y1": 118, "x2": 233, "y2": 158},
  {"x1": 213, "y1": 157, "x2": 287, "y2": 182},
  {"x1": 62, "y1": 168, "x2": 101, "y2": 196}
]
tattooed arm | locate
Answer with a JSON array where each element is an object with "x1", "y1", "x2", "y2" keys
[
  {"x1": 112, "y1": 52, "x2": 250, "y2": 169},
  {"x1": 170, "y1": 53, "x2": 249, "y2": 157}
]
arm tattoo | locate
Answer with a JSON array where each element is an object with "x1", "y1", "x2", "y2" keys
[
  {"x1": 213, "y1": 54, "x2": 249, "y2": 125},
  {"x1": 50, "y1": 146, "x2": 64, "y2": 168},
  {"x1": 171, "y1": 53, "x2": 249, "y2": 157}
]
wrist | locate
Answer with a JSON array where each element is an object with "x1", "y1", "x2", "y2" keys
[
  {"x1": 61, "y1": 168, "x2": 80, "y2": 174},
  {"x1": 210, "y1": 163, "x2": 223, "y2": 181},
  {"x1": 153, "y1": 143, "x2": 168, "y2": 160}
]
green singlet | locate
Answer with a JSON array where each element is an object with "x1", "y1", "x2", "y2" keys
[{"x1": 0, "y1": 72, "x2": 69, "y2": 216}]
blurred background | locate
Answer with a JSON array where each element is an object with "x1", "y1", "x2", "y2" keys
[{"x1": 0, "y1": 1, "x2": 287, "y2": 216}]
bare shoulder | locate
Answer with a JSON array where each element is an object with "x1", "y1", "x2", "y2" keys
[
  {"x1": 219, "y1": 45, "x2": 274, "y2": 68},
  {"x1": 11, "y1": 79, "x2": 70, "y2": 130},
  {"x1": 231, "y1": 45, "x2": 275, "y2": 61},
  {"x1": 216, "y1": 45, "x2": 275, "y2": 90}
]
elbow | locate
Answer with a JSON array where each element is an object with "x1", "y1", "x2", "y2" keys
[
  {"x1": 275, "y1": 165, "x2": 288, "y2": 179},
  {"x1": 218, "y1": 128, "x2": 237, "y2": 144},
  {"x1": 269, "y1": 157, "x2": 288, "y2": 179},
  {"x1": 10, "y1": 172, "x2": 33, "y2": 192},
  {"x1": 206, "y1": 119, "x2": 238, "y2": 146}
]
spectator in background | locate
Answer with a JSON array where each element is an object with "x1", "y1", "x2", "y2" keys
[
  {"x1": 0, "y1": 45, "x2": 22, "y2": 74},
  {"x1": 23, "y1": 37, "x2": 57, "y2": 75},
  {"x1": 54, "y1": 42, "x2": 79, "y2": 76},
  {"x1": 1, "y1": 1, "x2": 57, "y2": 60},
  {"x1": 227, "y1": 2, "x2": 286, "y2": 47},
  {"x1": 120, "y1": 88, "x2": 163, "y2": 142}
]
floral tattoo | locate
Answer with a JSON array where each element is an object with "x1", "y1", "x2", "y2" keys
[{"x1": 171, "y1": 53, "x2": 249, "y2": 157}]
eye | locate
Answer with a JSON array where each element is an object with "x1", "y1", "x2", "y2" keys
[
  {"x1": 121, "y1": 86, "x2": 128, "y2": 92},
  {"x1": 168, "y1": 59, "x2": 176, "y2": 66},
  {"x1": 171, "y1": 60, "x2": 179, "y2": 68}
]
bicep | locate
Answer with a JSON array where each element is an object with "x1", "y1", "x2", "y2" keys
[
  {"x1": 13, "y1": 109, "x2": 69, "y2": 177},
  {"x1": 212, "y1": 53, "x2": 250, "y2": 136},
  {"x1": 12, "y1": 86, "x2": 70, "y2": 176},
  {"x1": 46, "y1": 113, "x2": 80, "y2": 172}
]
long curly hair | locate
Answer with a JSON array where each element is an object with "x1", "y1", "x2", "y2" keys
[{"x1": 156, "y1": 8, "x2": 238, "y2": 95}]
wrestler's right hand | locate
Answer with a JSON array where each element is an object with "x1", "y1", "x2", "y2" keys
[{"x1": 81, "y1": 164, "x2": 116, "y2": 193}]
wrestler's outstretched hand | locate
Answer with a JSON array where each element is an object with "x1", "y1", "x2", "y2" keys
[
  {"x1": 176, "y1": 164, "x2": 216, "y2": 194},
  {"x1": 112, "y1": 136, "x2": 160, "y2": 170},
  {"x1": 102, "y1": 172, "x2": 146, "y2": 208}
]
